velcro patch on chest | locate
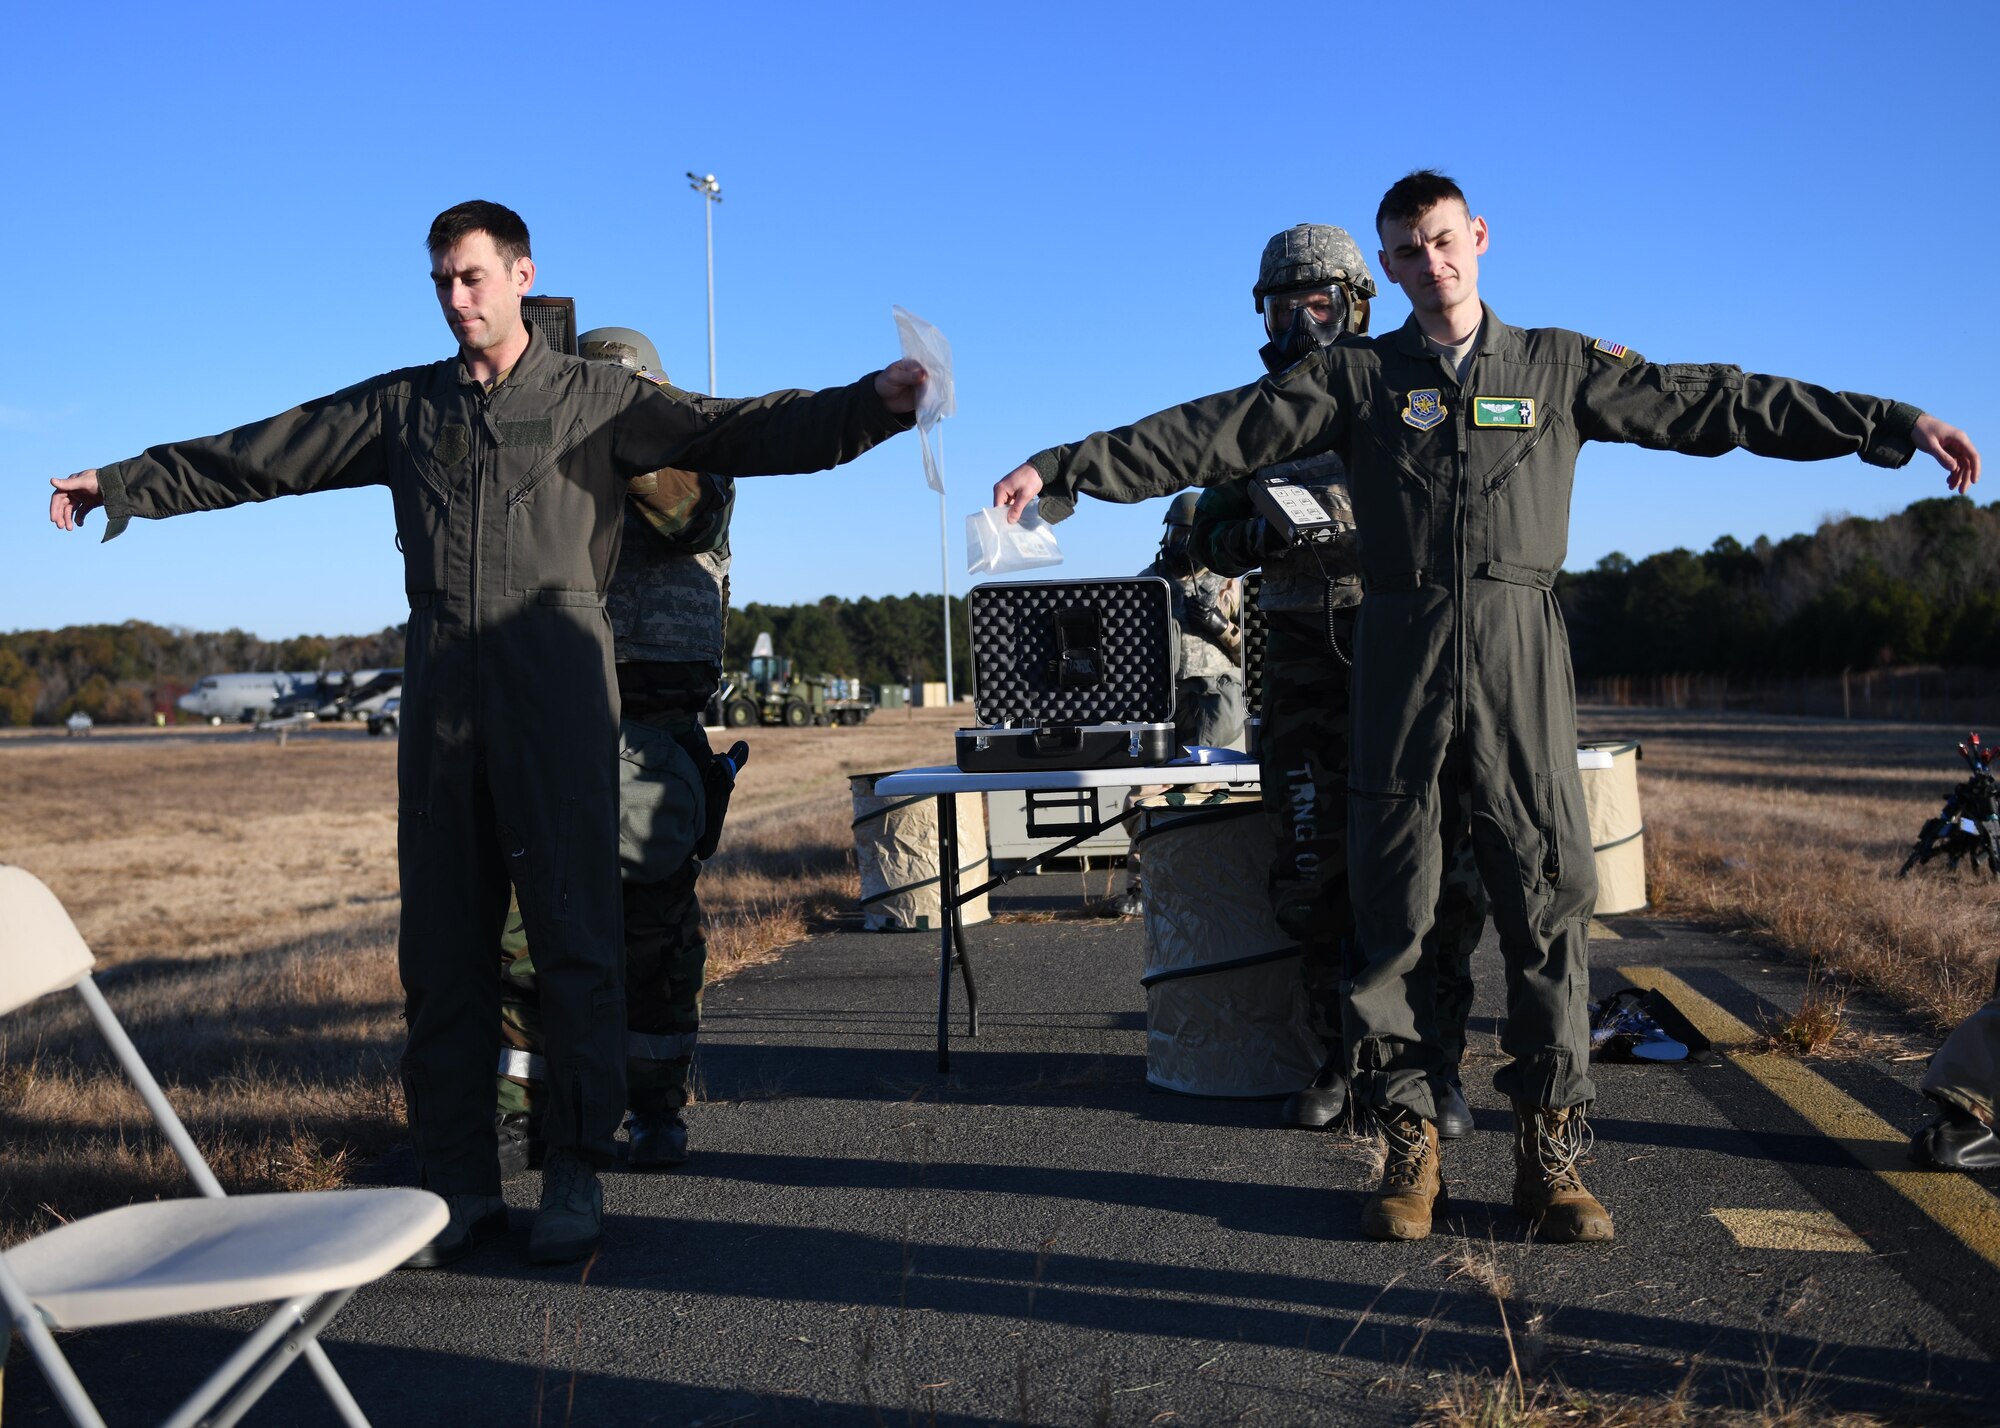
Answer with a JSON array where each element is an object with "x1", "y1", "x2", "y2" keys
[
  {"x1": 435, "y1": 424, "x2": 470, "y2": 466},
  {"x1": 1473, "y1": 396, "x2": 1535, "y2": 429},
  {"x1": 1401, "y1": 388, "x2": 1447, "y2": 430},
  {"x1": 496, "y1": 419, "x2": 554, "y2": 448}
]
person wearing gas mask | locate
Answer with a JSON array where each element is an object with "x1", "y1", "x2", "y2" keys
[
  {"x1": 494, "y1": 328, "x2": 743, "y2": 1186},
  {"x1": 1187, "y1": 225, "x2": 1484, "y2": 1140},
  {"x1": 1142, "y1": 491, "x2": 1246, "y2": 751}
]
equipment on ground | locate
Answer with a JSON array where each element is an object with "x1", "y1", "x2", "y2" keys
[
  {"x1": 720, "y1": 634, "x2": 874, "y2": 728},
  {"x1": 1897, "y1": 732, "x2": 2000, "y2": 878}
]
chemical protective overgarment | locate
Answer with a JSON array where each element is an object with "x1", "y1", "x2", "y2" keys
[
  {"x1": 95, "y1": 327, "x2": 911, "y2": 1191},
  {"x1": 1027, "y1": 305, "x2": 1920, "y2": 1120}
]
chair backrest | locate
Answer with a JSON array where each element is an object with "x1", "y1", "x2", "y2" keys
[{"x1": 0, "y1": 864, "x2": 96, "y2": 1017}]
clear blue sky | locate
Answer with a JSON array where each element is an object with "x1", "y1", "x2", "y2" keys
[{"x1": 5, "y1": 2, "x2": 1993, "y2": 640}]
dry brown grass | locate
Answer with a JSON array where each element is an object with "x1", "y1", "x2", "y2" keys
[
  {"x1": 1419, "y1": 1372, "x2": 1888, "y2": 1428},
  {"x1": 1580, "y1": 710, "x2": 2000, "y2": 1033},
  {"x1": 0, "y1": 709, "x2": 963, "y2": 1239}
]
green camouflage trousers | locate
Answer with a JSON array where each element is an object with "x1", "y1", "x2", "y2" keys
[
  {"x1": 1261, "y1": 608, "x2": 1486, "y2": 1070},
  {"x1": 499, "y1": 667, "x2": 713, "y2": 1119}
]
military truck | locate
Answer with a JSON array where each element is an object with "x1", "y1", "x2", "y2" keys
[{"x1": 720, "y1": 634, "x2": 874, "y2": 728}]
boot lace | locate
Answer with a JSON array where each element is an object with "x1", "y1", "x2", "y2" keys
[
  {"x1": 1532, "y1": 1107, "x2": 1593, "y2": 1192},
  {"x1": 1380, "y1": 1111, "x2": 1432, "y2": 1190},
  {"x1": 542, "y1": 1151, "x2": 589, "y2": 1211}
]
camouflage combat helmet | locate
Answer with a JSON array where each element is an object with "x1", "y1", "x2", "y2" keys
[
  {"x1": 1164, "y1": 491, "x2": 1201, "y2": 526},
  {"x1": 1252, "y1": 225, "x2": 1378, "y2": 312},
  {"x1": 579, "y1": 326, "x2": 664, "y2": 376}
]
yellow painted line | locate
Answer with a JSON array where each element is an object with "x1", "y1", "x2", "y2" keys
[
  {"x1": 1618, "y1": 965, "x2": 2000, "y2": 1274},
  {"x1": 1587, "y1": 919, "x2": 1622, "y2": 941},
  {"x1": 1710, "y1": 1207, "x2": 1868, "y2": 1253}
]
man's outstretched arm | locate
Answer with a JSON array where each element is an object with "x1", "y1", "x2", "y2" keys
[
  {"x1": 992, "y1": 355, "x2": 1349, "y2": 524},
  {"x1": 46, "y1": 378, "x2": 391, "y2": 540},
  {"x1": 616, "y1": 359, "x2": 926, "y2": 480},
  {"x1": 1574, "y1": 345, "x2": 1979, "y2": 492}
]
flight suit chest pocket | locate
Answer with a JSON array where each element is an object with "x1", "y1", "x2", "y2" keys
[
  {"x1": 504, "y1": 417, "x2": 597, "y2": 595},
  {"x1": 1477, "y1": 412, "x2": 1575, "y2": 569},
  {"x1": 393, "y1": 428, "x2": 457, "y2": 596}
]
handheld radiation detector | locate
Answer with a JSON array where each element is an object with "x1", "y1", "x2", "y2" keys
[{"x1": 1249, "y1": 473, "x2": 1347, "y2": 545}]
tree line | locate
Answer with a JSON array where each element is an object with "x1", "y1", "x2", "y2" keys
[
  {"x1": 0, "y1": 623, "x2": 404, "y2": 726},
  {"x1": 6, "y1": 496, "x2": 1992, "y2": 725},
  {"x1": 1557, "y1": 496, "x2": 2000, "y2": 678}
]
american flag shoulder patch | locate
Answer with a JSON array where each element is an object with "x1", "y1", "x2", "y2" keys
[{"x1": 1592, "y1": 338, "x2": 1630, "y2": 360}]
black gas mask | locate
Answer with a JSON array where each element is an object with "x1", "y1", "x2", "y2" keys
[{"x1": 1258, "y1": 285, "x2": 1350, "y2": 373}]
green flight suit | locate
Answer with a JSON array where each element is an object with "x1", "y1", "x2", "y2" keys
[
  {"x1": 96, "y1": 328, "x2": 910, "y2": 1193},
  {"x1": 1191, "y1": 476, "x2": 1484, "y2": 1071},
  {"x1": 1027, "y1": 305, "x2": 1920, "y2": 1121}
]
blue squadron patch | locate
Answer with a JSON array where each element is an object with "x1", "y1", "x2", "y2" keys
[{"x1": 1401, "y1": 388, "x2": 1446, "y2": 431}]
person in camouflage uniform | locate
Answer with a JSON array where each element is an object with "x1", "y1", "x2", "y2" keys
[
  {"x1": 1143, "y1": 491, "x2": 1245, "y2": 750},
  {"x1": 1190, "y1": 225, "x2": 1484, "y2": 1138},
  {"x1": 498, "y1": 327, "x2": 741, "y2": 1174}
]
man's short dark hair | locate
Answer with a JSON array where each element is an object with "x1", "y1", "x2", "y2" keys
[
  {"x1": 427, "y1": 200, "x2": 532, "y2": 266},
  {"x1": 1376, "y1": 171, "x2": 1468, "y2": 237}
]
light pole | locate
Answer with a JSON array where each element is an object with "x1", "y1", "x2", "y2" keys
[{"x1": 685, "y1": 171, "x2": 722, "y2": 395}]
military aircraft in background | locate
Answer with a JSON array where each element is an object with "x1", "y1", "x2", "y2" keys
[
  {"x1": 177, "y1": 669, "x2": 401, "y2": 725},
  {"x1": 177, "y1": 671, "x2": 317, "y2": 724}
]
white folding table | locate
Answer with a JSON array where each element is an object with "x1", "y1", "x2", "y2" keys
[{"x1": 870, "y1": 760, "x2": 1262, "y2": 1071}]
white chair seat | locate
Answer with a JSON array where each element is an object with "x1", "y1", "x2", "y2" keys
[{"x1": 5, "y1": 1189, "x2": 447, "y2": 1330}]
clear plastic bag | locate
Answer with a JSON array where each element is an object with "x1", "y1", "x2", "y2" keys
[
  {"x1": 966, "y1": 499, "x2": 1063, "y2": 575},
  {"x1": 892, "y1": 305, "x2": 955, "y2": 493}
]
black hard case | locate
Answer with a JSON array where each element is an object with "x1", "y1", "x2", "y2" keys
[{"x1": 957, "y1": 576, "x2": 1180, "y2": 773}]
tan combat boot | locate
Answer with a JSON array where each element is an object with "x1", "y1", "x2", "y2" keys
[
  {"x1": 1360, "y1": 1109, "x2": 1445, "y2": 1241},
  {"x1": 1511, "y1": 1102, "x2": 1614, "y2": 1242}
]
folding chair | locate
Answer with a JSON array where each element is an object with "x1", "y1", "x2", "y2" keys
[{"x1": 0, "y1": 864, "x2": 447, "y2": 1428}]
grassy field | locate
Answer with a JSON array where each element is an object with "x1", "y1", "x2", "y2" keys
[
  {"x1": 2, "y1": 705, "x2": 1995, "y2": 1244},
  {"x1": 0, "y1": 708, "x2": 965, "y2": 1241},
  {"x1": 1580, "y1": 708, "x2": 2000, "y2": 1033}
]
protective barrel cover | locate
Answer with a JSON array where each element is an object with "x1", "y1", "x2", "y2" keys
[
  {"x1": 850, "y1": 774, "x2": 990, "y2": 932},
  {"x1": 1579, "y1": 740, "x2": 1645, "y2": 914},
  {"x1": 969, "y1": 577, "x2": 1176, "y2": 728},
  {"x1": 1138, "y1": 800, "x2": 1322, "y2": 1098}
]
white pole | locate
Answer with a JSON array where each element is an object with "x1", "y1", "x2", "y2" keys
[
  {"x1": 932, "y1": 428, "x2": 956, "y2": 708},
  {"x1": 704, "y1": 195, "x2": 716, "y2": 396}
]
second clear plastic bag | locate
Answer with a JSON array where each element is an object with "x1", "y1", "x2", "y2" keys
[{"x1": 966, "y1": 500, "x2": 1063, "y2": 575}]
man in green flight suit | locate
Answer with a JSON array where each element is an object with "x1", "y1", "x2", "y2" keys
[
  {"x1": 993, "y1": 171, "x2": 1978, "y2": 1244},
  {"x1": 496, "y1": 325, "x2": 742, "y2": 1175},
  {"x1": 49, "y1": 200, "x2": 925, "y2": 1268},
  {"x1": 1189, "y1": 224, "x2": 1483, "y2": 1140}
]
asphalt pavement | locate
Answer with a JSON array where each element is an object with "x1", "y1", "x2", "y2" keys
[{"x1": 11, "y1": 876, "x2": 2000, "y2": 1425}]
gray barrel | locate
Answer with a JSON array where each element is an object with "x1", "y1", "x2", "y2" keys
[
  {"x1": 1137, "y1": 797, "x2": 1321, "y2": 1097},
  {"x1": 850, "y1": 773, "x2": 990, "y2": 932}
]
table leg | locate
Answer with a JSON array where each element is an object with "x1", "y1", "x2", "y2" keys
[{"x1": 936, "y1": 793, "x2": 956, "y2": 1073}]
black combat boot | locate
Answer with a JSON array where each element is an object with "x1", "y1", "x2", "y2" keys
[
  {"x1": 401, "y1": 1193, "x2": 509, "y2": 1270},
  {"x1": 1910, "y1": 1102, "x2": 2000, "y2": 1170},
  {"x1": 626, "y1": 1107, "x2": 690, "y2": 1168},
  {"x1": 1279, "y1": 1055, "x2": 1349, "y2": 1130},
  {"x1": 497, "y1": 1112, "x2": 542, "y2": 1179},
  {"x1": 1436, "y1": 1074, "x2": 1474, "y2": 1141}
]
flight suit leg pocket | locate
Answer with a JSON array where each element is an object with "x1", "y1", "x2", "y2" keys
[{"x1": 1534, "y1": 767, "x2": 1598, "y2": 935}]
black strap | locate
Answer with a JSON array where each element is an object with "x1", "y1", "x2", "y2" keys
[{"x1": 1141, "y1": 944, "x2": 1305, "y2": 988}]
